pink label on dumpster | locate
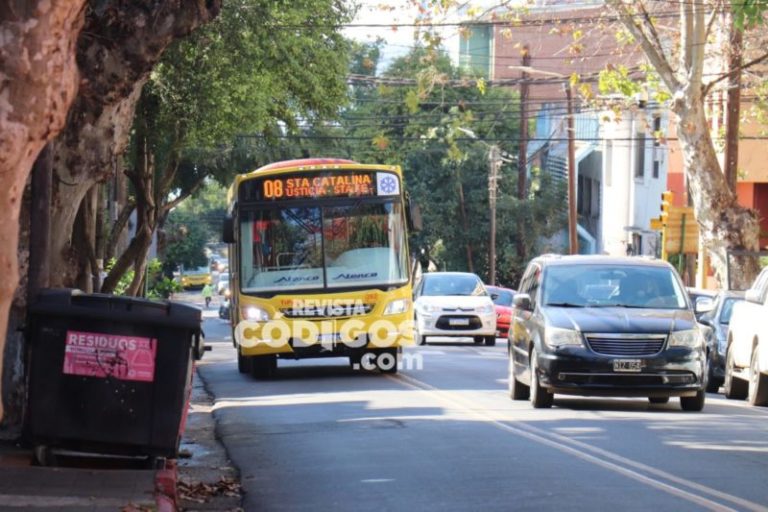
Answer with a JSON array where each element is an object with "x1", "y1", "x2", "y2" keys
[{"x1": 63, "y1": 330, "x2": 157, "y2": 382}]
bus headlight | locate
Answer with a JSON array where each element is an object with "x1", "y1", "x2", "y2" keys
[
  {"x1": 384, "y1": 298, "x2": 410, "y2": 315},
  {"x1": 241, "y1": 305, "x2": 270, "y2": 322},
  {"x1": 668, "y1": 329, "x2": 703, "y2": 348}
]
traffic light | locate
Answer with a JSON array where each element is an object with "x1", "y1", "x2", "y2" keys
[{"x1": 660, "y1": 190, "x2": 674, "y2": 224}]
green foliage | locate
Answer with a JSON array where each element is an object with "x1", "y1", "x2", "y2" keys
[
  {"x1": 598, "y1": 65, "x2": 642, "y2": 97},
  {"x1": 104, "y1": 258, "x2": 135, "y2": 296},
  {"x1": 732, "y1": 0, "x2": 768, "y2": 29},
  {"x1": 131, "y1": 0, "x2": 354, "y2": 202},
  {"x1": 223, "y1": 42, "x2": 567, "y2": 286},
  {"x1": 162, "y1": 207, "x2": 212, "y2": 274}
]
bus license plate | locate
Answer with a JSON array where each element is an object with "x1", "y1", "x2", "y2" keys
[
  {"x1": 449, "y1": 318, "x2": 470, "y2": 326},
  {"x1": 613, "y1": 359, "x2": 642, "y2": 372},
  {"x1": 317, "y1": 333, "x2": 342, "y2": 344}
]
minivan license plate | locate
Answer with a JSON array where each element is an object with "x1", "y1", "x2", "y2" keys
[
  {"x1": 449, "y1": 318, "x2": 470, "y2": 326},
  {"x1": 613, "y1": 359, "x2": 642, "y2": 372}
]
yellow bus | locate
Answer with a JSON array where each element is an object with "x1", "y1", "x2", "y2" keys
[{"x1": 222, "y1": 158, "x2": 419, "y2": 378}]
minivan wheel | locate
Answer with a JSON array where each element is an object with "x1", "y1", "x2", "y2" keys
[
  {"x1": 529, "y1": 347, "x2": 553, "y2": 409},
  {"x1": 484, "y1": 336, "x2": 496, "y2": 346},
  {"x1": 724, "y1": 345, "x2": 748, "y2": 399},
  {"x1": 508, "y1": 353, "x2": 529, "y2": 400},
  {"x1": 648, "y1": 396, "x2": 669, "y2": 404},
  {"x1": 473, "y1": 336, "x2": 484, "y2": 345},
  {"x1": 680, "y1": 390, "x2": 705, "y2": 412},
  {"x1": 748, "y1": 346, "x2": 768, "y2": 406}
]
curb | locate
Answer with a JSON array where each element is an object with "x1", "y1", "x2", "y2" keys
[{"x1": 155, "y1": 459, "x2": 178, "y2": 512}]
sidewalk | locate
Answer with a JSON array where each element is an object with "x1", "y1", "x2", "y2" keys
[
  {"x1": 0, "y1": 370, "x2": 240, "y2": 511},
  {"x1": 0, "y1": 442, "x2": 159, "y2": 511}
]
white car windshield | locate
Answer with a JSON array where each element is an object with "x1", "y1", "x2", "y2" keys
[{"x1": 421, "y1": 274, "x2": 487, "y2": 297}]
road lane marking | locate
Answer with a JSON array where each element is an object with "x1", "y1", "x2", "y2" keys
[{"x1": 389, "y1": 372, "x2": 767, "y2": 512}]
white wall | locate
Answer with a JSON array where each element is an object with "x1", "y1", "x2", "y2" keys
[{"x1": 599, "y1": 107, "x2": 669, "y2": 257}]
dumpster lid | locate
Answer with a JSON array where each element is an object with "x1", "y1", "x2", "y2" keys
[{"x1": 30, "y1": 289, "x2": 202, "y2": 329}]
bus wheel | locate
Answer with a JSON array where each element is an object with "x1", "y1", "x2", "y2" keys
[
  {"x1": 251, "y1": 355, "x2": 277, "y2": 380},
  {"x1": 377, "y1": 349, "x2": 399, "y2": 375},
  {"x1": 237, "y1": 349, "x2": 252, "y2": 374}
]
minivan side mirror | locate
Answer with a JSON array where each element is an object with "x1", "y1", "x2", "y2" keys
[
  {"x1": 745, "y1": 289, "x2": 762, "y2": 304},
  {"x1": 222, "y1": 215, "x2": 235, "y2": 244},
  {"x1": 513, "y1": 293, "x2": 532, "y2": 311},
  {"x1": 694, "y1": 297, "x2": 715, "y2": 314}
]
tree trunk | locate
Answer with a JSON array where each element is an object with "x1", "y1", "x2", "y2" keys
[
  {"x1": 48, "y1": 0, "x2": 222, "y2": 288},
  {"x1": 105, "y1": 199, "x2": 136, "y2": 264},
  {"x1": 0, "y1": 1, "x2": 87, "y2": 425},
  {"x1": 673, "y1": 96, "x2": 760, "y2": 289}
]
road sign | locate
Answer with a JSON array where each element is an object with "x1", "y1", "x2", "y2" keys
[{"x1": 650, "y1": 201, "x2": 699, "y2": 257}]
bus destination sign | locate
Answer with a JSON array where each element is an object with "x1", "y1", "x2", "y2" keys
[{"x1": 242, "y1": 171, "x2": 400, "y2": 201}]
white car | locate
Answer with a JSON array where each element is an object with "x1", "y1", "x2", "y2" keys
[
  {"x1": 216, "y1": 272, "x2": 230, "y2": 295},
  {"x1": 413, "y1": 272, "x2": 497, "y2": 346}
]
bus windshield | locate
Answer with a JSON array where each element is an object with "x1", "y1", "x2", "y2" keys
[{"x1": 239, "y1": 200, "x2": 408, "y2": 293}]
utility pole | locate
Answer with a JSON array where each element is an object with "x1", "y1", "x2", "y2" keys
[
  {"x1": 517, "y1": 46, "x2": 531, "y2": 261},
  {"x1": 488, "y1": 146, "x2": 501, "y2": 285},
  {"x1": 565, "y1": 84, "x2": 579, "y2": 255},
  {"x1": 724, "y1": 15, "x2": 742, "y2": 193}
]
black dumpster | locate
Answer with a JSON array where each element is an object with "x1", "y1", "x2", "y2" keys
[{"x1": 24, "y1": 289, "x2": 204, "y2": 462}]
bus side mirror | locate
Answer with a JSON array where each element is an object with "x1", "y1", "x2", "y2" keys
[
  {"x1": 407, "y1": 201, "x2": 423, "y2": 232},
  {"x1": 222, "y1": 216, "x2": 235, "y2": 244}
]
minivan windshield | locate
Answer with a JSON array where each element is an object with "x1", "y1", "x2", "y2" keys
[
  {"x1": 542, "y1": 264, "x2": 687, "y2": 309},
  {"x1": 421, "y1": 274, "x2": 487, "y2": 297}
]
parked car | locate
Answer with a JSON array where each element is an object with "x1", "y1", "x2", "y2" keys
[
  {"x1": 486, "y1": 285, "x2": 516, "y2": 338},
  {"x1": 180, "y1": 266, "x2": 212, "y2": 289},
  {"x1": 216, "y1": 272, "x2": 230, "y2": 295},
  {"x1": 413, "y1": 272, "x2": 497, "y2": 346},
  {"x1": 508, "y1": 254, "x2": 708, "y2": 411},
  {"x1": 724, "y1": 266, "x2": 768, "y2": 405},
  {"x1": 696, "y1": 290, "x2": 744, "y2": 393}
]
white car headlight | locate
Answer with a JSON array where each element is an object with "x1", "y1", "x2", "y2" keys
[
  {"x1": 668, "y1": 329, "x2": 703, "y2": 348},
  {"x1": 384, "y1": 298, "x2": 411, "y2": 315},
  {"x1": 476, "y1": 303, "x2": 495, "y2": 314},
  {"x1": 544, "y1": 327, "x2": 582, "y2": 348},
  {"x1": 418, "y1": 303, "x2": 438, "y2": 315},
  {"x1": 241, "y1": 305, "x2": 271, "y2": 322}
]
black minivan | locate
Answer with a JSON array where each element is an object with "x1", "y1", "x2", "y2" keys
[{"x1": 507, "y1": 255, "x2": 707, "y2": 411}]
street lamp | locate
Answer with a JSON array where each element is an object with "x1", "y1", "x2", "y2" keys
[{"x1": 457, "y1": 128, "x2": 515, "y2": 285}]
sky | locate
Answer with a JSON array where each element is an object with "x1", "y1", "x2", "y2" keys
[{"x1": 343, "y1": 0, "x2": 464, "y2": 71}]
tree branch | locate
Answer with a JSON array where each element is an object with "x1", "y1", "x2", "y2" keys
[
  {"x1": 163, "y1": 176, "x2": 206, "y2": 214},
  {"x1": 689, "y1": 0, "x2": 708, "y2": 88},
  {"x1": 105, "y1": 198, "x2": 136, "y2": 259},
  {"x1": 703, "y1": 51, "x2": 768, "y2": 96},
  {"x1": 606, "y1": 0, "x2": 680, "y2": 92},
  {"x1": 682, "y1": 0, "x2": 693, "y2": 72}
]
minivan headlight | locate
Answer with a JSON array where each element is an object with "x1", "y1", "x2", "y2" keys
[
  {"x1": 544, "y1": 327, "x2": 582, "y2": 348},
  {"x1": 668, "y1": 329, "x2": 703, "y2": 348}
]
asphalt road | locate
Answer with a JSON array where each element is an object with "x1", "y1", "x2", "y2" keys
[{"x1": 192, "y1": 296, "x2": 768, "y2": 512}]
